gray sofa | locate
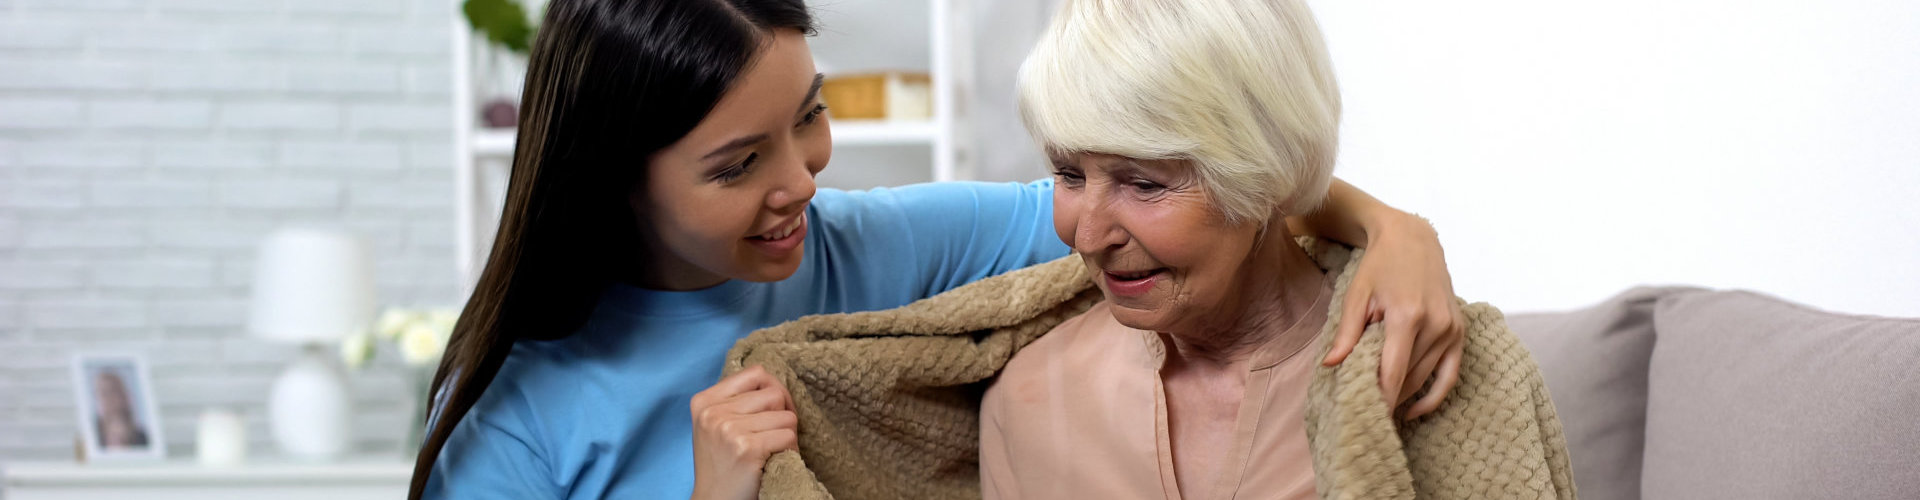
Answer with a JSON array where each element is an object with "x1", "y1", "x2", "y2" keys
[{"x1": 1507, "y1": 287, "x2": 1920, "y2": 500}]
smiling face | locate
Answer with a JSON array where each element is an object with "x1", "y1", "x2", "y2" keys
[
  {"x1": 636, "y1": 29, "x2": 832, "y2": 290},
  {"x1": 1051, "y1": 153, "x2": 1273, "y2": 334}
]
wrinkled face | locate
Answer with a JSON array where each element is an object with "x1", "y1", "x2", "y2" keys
[
  {"x1": 639, "y1": 29, "x2": 832, "y2": 290},
  {"x1": 1051, "y1": 153, "x2": 1265, "y2": 333}
]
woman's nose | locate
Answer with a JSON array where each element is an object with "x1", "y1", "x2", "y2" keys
[
  {"x1": 765, "y1": 147, "x2": 816, "y2": 214},
  {"x1": 1073, "y1": 187, "x2": 1128, "y2": 253}
]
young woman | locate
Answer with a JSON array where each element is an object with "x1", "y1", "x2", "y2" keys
[{"x1": 411, "y1": 1, "x2": 1467, "y2": 499}]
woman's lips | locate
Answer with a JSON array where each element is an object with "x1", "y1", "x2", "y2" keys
[
  {"x1": 746, "y1": 213, "x2": 807, "y2": 256},
  {"x1": 1102, "y1": 268, "x2": 1166, "y2": 297}
]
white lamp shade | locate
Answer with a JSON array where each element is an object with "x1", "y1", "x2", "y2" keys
[{"x1": 248, "y1": 228, "x2": 376, "y2": 343}]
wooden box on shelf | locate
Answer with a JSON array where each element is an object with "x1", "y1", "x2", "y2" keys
[{"x1": 821, "y1": 72, "x2": 932, "y2": 121}]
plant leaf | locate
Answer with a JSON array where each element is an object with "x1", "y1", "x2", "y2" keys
[{"x1": 462, "y1": 0, "x2": 534, "y2": 53}]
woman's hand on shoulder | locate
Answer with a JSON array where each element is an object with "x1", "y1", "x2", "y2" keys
[
  {"x1": 1322, "y1": 213, "x2": 1466, "y2": 421},
  {"x1": 690, "y1": 365, "x2": 798, "y2": 500}
]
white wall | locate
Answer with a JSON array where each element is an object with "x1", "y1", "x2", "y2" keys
[
  {"x1": 969, "y1": 0, "x2": 1919, "y2": 316},
  {"x1": 1310, "y1": 0, "x2": 1920, "y2": 316},
  {"x1": 0, "y1": 0, "x2": 459, "y2": 460}
]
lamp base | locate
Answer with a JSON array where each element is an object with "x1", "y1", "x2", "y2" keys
[{"x1": 268, "y1": 343, "x2": 352, "y2": 460}]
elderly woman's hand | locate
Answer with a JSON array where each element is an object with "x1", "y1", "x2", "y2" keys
[{"x1": 1320, "y1": 213, "x2": 1465, "y2": 420}]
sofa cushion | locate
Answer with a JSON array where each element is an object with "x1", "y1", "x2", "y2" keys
[
  {"x1": 1641, "y1": 291, "x2": 1920, "y2": 500},
  {"x1": 1508, "y1": 286, "x2": 1704, "y2": 500}
]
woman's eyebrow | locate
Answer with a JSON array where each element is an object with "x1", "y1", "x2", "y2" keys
[
  {"x1": 1124, "y1": 157, "x2": 1183, "y2": 176},
  {"x1": 702, "y1": 133, "x2": 769, "y2": 161},
  {"x1": 700, "y1": 74, "x2": 825, "y2": 162},
  {"x1": 1107, "y1": 157, "x2": 1151, "y2": 176},
  {"x1": 794, "y1": 73, "x2": 824, "y2": 116}
]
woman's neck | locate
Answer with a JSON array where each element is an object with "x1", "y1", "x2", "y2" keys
[
  {"x1": 1161, "y1": 226, "x2": 1326, "y2": 371},
  {"x1": 629, "y1": 265, "x2": 728, "y2": 291},
  {"x1": 625, "y1": 234, "x2": 731, "y2": 292}
]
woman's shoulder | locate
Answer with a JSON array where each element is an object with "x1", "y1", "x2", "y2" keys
[
  {"x1": 994, "y1": 302, "x2": 1142, "y2": 399},
  {"x1": 467, "y1": 339, "x2": 620, "y2": 430},
  {"x1": 1009, "y1": 302, "x2": 1114, "y2": 361},
  {"x1": 463, "y1": 343, "x2": 566, "y2": 421},
  {"x1": 452, "y1": 339, "x2": 642, "y2": 450},
  {"x1": 807, "y1": 180, "x2": 1052, "y2": 221},
  {"x1": 798, "y1": 187, "x2": 912, "y2": 249},
  {"x1": 1442, "y1": 300, "x2": 1530, "y2": 364},
  {"x1": 1439, "y1": 299, "x2": 1560, "y2": 417},
  {"x1": 1457, "y1": 300, "x2": 1515, "y2": 341}
]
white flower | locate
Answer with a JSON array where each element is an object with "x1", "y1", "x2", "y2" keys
[
  {"x1": 339, "y1": 331, "x2": 375, "y2": 370},
  {"x1": 376, "y1": 308, "x2": 421, "y2": 341},
  {"x1": 426, "y1": 308, "x2": 459, "y2": 338},
  {"x1": 399, "y1": 322, "x2": 448, "y2": 367}
]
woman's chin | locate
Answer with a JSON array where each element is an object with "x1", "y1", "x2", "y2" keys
[
  {"x1": 1106, "y1": 303, "x2": 1172, "y2": 333},
  {"x1": 735, "y1": 258, "x2": 804, "y2": 283}
]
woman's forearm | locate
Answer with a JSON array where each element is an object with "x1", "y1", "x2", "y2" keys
[{"x1": 1282, "y1": 177, "x2": 1405, "y2": 249}]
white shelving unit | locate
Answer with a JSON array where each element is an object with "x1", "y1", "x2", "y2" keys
[
  {"x1": 467, "y1": 128, "x2": 515, "y2": 158},
  {"x1": 450, "y1": 0, "x2": 975, "y2": 285},
  {"x1": 1, "y1": 458, "x2": 410, "y2": 500},
  {"x1": 828, "y1": 119, "x2": 940, "y2": 146}
]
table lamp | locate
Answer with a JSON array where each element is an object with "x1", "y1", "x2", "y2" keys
[{"x1": 247, "y1": 228, "x2": 374, "y2": 460}]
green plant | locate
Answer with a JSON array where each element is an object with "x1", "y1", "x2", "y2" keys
[{"x1": 463, "y1": 0, "x2": 536, "y2": 54}]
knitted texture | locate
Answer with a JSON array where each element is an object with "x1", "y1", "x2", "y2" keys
[
  {"x1": 1302, "y1": 242, "x2": 1578, "y2": 500},
  {"x1": 725, "y1": 238, "x2": 1575, "y2": 499}
]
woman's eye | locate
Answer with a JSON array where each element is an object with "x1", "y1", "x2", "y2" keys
[
  {"x1": 798, "y1": 104, "x2": 828, "y2": 127},
  {"x1": 1129, "y1": 179, "x2": 1165, "y2": 192},
  {"x1": 714, "y1": 153, "x2": 757, "y2": 183},
  {"x1": 1052, "y1": 167, "x2": 1085, "y2": 185}
]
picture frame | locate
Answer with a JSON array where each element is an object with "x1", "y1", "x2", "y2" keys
[{"x1": 70, "y1": 353, "x2": 167, "y2": 461}]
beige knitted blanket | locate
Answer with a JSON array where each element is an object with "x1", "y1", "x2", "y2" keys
[{"x1": 725, "y1": 238, "x2": 1575, "y2": 499}]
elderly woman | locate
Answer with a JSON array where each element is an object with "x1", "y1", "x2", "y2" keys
[
  {"x1": 719, "y1": 0, "x2": 1568, "y2": 498},
  {"x1": 979, "y1": 0, "x2": 1571, "y2": 499}
]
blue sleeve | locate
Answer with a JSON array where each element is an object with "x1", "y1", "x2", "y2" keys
[
  {"x1": 894, "y1": 179, "x2": 1070, "y2": 294},
  {"x1": 808, "y1": 179, "x2": 1069, "y2": 307},
  {"x1": 422, "y1": 402, "x2": 560, "y2": 499}
]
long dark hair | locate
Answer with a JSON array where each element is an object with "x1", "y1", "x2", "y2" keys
[{"x1": 409, "y1": 1, "x2": 813, "y2": 497}]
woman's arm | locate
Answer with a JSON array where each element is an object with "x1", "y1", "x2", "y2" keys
[
  {"x1": 1285, "y1": 178, "x2": 1467, "y2": 420},
  {"x1": 421, "y1": 408, "x2": 562, "y2": 499},
  {"x1": 1284, "y1": 178, "x2": 1394, "y2": 248}
]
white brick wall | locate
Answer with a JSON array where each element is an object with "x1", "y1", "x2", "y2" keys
[{"x1": 0, "y1": 0, "x2": 460, "y2": 462}]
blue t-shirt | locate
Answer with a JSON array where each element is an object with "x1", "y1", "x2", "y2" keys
[{"x1": 425, "y1": 180, "x2": 1068, "y2": 499}]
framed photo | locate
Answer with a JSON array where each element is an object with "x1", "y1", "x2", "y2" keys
[{"x1": 70, "y1": 353, "x2": 166, "y2": 461}]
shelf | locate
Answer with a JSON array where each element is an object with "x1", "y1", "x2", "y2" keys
[
  {"x1": 452, "y1": 0, "x2": 971, "y2": 286},
  {"x1": 471, "y1": 129, "x2": 516, "y2": 157},
  {"x1": 464, "y1": 121, "x2": 935, "y2": 158},
  {"x1": 830, "y1": 120, "x2": 937, "y2": 146},
  {"x1": 2, "y1": 457, "x2": 411, "y2": 487}
]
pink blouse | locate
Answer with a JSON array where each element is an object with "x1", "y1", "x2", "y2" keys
[{"x1": 980, "y1": 277, "x2": 1333, "y2": 500}]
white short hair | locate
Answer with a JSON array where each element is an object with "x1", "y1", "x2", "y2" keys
[{"x1": 1019, "y1": 0, "x2": 1341, "y2": 223}]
